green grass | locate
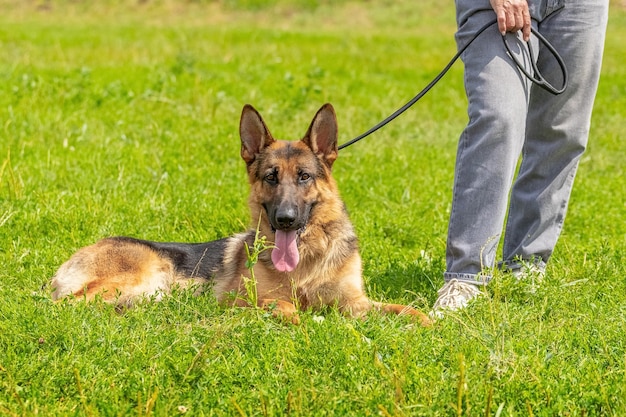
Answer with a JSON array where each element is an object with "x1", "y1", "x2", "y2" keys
[{"x1": 1, "y1": 1, "x2": 625, "y2": 415}]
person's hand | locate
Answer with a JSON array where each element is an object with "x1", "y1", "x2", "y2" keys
[{"x1": 489, "y1": 0, "x2": 531, "y2": 41}]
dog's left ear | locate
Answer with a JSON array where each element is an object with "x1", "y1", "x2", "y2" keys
[
  {"x1": 240, "y1": 104, "x2": 275, "y2": 166},
  {"x1": 302, "y1": 103, "x2": 338, "y2": 168}
]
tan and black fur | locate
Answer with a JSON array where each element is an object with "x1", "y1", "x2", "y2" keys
[{"x1": 51, "y1": 104, "x2": 431, "y2": 326}]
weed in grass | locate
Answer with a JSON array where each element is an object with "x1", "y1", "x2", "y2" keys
[{"x1": 241, "y1": 217, "x2": 274, "y2": 309}]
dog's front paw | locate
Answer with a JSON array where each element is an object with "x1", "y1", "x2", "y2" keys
[{"x1": 260, "y1": 299, "x2": 300, "y2": 325}]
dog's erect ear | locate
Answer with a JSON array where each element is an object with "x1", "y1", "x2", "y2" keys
[
  {"x1": 302, "y1": 103, "x2": 338, "y2": 168},
  {"x1": 240, "y1": 104, "x2": 275, "y2": 165}
]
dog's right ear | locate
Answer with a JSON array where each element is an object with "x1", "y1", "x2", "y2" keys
[{"x1": 240, "y1": 104, "x2": 275, "y2": 165}]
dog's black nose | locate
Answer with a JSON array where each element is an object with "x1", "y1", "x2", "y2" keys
[{"x1": 275, "y1": 207, "x2": 297, "y2": 229}]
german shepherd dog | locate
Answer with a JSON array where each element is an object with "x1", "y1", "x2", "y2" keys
[{"x1": 51, "y1": 104, "x2": 431, "y2": 326}]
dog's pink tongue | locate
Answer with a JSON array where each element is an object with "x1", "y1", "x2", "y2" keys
[{"x1": 272, "y1": 230, "x2": 299, "y2": 272}]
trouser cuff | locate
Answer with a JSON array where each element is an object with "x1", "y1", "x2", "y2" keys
[{"x1": 443, "y1": 272, "x2": 491, "y2": 286}]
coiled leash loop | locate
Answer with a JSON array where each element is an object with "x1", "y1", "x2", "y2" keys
[
  {"x1": 338, "y1": 20, "x2": 568, "y2": 151},
  {"x1": 502, "y1": 26, "x2": 568, "y2": 95}
]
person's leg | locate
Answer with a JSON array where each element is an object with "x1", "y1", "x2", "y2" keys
[
  {"x1": 445, "y1": 6, "x2": 534, "y2": 286},
  {"x1": 434, "y1": 3, "x2": 540, "y2": 314},
  {"x1": 502, "y1": 0, "x2": 609, "y2": 267}
]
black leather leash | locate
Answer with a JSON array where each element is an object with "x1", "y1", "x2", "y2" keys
[{"x1": 338, "y1": 20, "x2": 568, "y2": 151}]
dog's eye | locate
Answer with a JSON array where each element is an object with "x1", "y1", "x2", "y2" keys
[
  {"x1": 299, "y1": 173, "x2": 311, "y2": 182},
  {"x1": 264, "y1": 172, "x2": 277, "y2": 184}
]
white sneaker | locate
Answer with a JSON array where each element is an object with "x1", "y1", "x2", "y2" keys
[
  {"x1": 511, "y1": 263, "x2": 545, "y2": 294},
  {"x1": 500, "y1": 261, "x2": 545, "y2": 294},
  {"x1": 499, "y1": 260, "x2": 546, "y2": 280},
  {"x1": 431, "y1": 279, "x2": 483, "y2": 318},
  {"x1": 510, "y1": 263, "x2": 545, "y2": 280}
]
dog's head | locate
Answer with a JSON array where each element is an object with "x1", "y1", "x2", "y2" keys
[{"x1": 239, "y1": 104, "x2": 340, "y2": 272}]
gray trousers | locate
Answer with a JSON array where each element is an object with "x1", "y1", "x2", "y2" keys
[{"x1": 445, "y1": 0, "x2": 609, "y2": 284}]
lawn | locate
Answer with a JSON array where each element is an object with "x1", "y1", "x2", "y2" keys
[{"x1": 1, "y1": 1, "x2": 625, "y2": 415}]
